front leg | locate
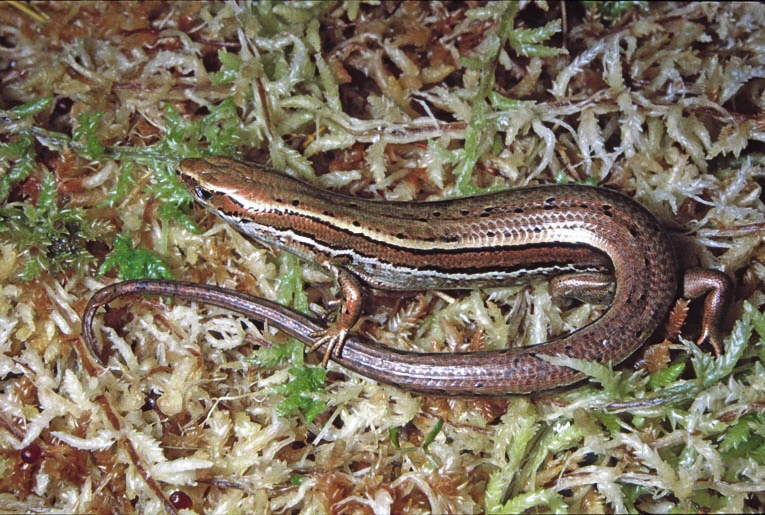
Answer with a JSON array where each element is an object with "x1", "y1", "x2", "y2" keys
[{"x1": 309, "y1": 263, "x2": 364, "y2": 366}]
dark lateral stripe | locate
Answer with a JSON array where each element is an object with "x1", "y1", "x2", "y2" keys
[
  {"x1": 220, "y1": 205, "x2": 609, "y2": 257},
  {"x1": 228, "y1": 217, "x2": 611, "y2": 276},
  {"x1": 385, "y1": 259, "x2": 609, "y2": 277}
]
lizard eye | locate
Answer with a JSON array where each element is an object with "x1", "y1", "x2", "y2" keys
[{"x1": 195, "y1": 186, "x2": 212, "y2": 201}]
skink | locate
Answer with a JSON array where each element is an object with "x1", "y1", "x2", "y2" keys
[{"x1": 82, "y1": 157, "x2": 733, "y2": 395}]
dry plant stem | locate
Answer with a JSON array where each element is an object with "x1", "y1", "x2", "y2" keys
[
  {"x1": 71, "y1": 332, "x2": 178, "y2": 515},
  {"x1": 94, "y1": 396, "x2": 179, "y2": 515}
]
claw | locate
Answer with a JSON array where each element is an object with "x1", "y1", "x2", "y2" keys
[
  {"x1": 309, "y1": 328, "x2": 349, "y2": 366},
  {"x1": 696, "y1": 325, "x2": 722, "y2": 357}
]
